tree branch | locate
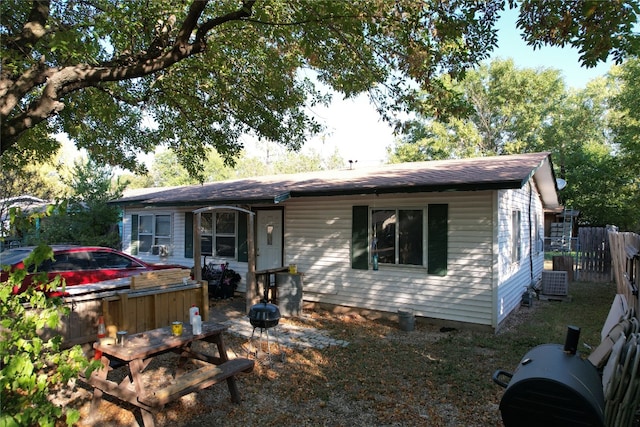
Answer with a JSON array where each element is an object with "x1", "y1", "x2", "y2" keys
[
  {"x1": 196, "y1": 0, "x2": 256, "y2": 43},
  {"x1": 0, "y1": 2, "x2": 53, "y2": 117},
  {"x1": 5, "y1": 0, "x2": 50, "y2": 55},
  {"x1": 1, "y1": 0, "x2": 259, "y2": 152},
  {"x1": 0, "y1": 56, "x2": 52, "y2": 116}
]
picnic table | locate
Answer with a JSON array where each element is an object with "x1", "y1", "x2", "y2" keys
[{"x1": 82, "y1": 321, "x2": 254, "y2": 427}]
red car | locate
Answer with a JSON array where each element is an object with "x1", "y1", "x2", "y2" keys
[{"x1": 1, "y1": 245, "x2": 190, "y2": 294}]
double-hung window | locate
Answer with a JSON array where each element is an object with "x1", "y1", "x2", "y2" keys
[
  {"x1": 200, "y1": 211, "x2": 237, "y2": 258},
  {"x1": 511, "y1": 210, "x2": 522, "y2": 263},
  {"x1": 372, "y1": 209, "x2": 424, "y2": 266},
  {"x1": 136, "y1": 214, "x2": 171, "y2": 253},
  {"x1": 353, "y1": 204, "x2": 447, "y2": 275}
]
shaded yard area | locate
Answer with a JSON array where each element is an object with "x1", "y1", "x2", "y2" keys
[{"x1": 58, "y1": 281, "x2": 615, "y2": 426}]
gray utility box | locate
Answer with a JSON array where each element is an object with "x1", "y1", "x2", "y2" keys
[{"x1": 275, "y1": 272, "x2": 303, "y2": 317}]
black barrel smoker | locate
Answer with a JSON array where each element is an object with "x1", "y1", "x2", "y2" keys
[{"x1": 493, "y1": 326, "x2": 605, "y2": 427}]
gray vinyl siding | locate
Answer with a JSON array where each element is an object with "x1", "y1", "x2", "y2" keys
[
  {"x1": 122, "y1": 209, "x2": 252, "y2": 290},
  {"x1": 118, "y1": 181, "x2": 546, "y2": 329},
  {"x1": 495, "y1": 182, "x2": 545, "y2": 327},
  {"x1": 122, "y1": 209, "x2": 193, "y2": 268},
  {"x1": 283, "y1": 191, "x2": 496, "y2": 326}
]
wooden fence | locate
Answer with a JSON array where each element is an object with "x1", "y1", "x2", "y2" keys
[
  {"x1": 608, "y1": 228, "x2": 640, "y2": 316},
  {"x1": 38, "y1": 280, "x2": 209, "y2": 350},
  {"x1": 576, "y1": 227, "x2": 612, "y2": 282}
]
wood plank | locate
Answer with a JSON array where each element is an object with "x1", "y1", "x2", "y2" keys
[
  {"x1": 131, "y1": 268, "x2": 191, "y2": 289},
  {"x1": 134, "y1": 294, "x2": 146, "y2": 332},
  {"x1": 118, "y1": 292, "x2": 129, "y2": 332},
  {"x1": 177, "y1": 290, "x2": 187, "y2": 324},
  {"x1": 95, "y1": 322, "x2": 228, "y2": 361},
  {"x1": 35, "y1": 281, "x2": 210, "y2": 350},
  {"x1": 200, "y1": 284, "x2": 209, "y2": 322},
  {"x1": 152, "y1": 294, "x2": 159, "y2": 329},
  {"x1": 140, "y1": 358, "x2": 254, "y2": 407},
  {"x1": 168, "y1": 290, "x2": 178, "y2": 325},
  {"x1": 84, "y1": 374, "x2": 149, "y2": 410}
]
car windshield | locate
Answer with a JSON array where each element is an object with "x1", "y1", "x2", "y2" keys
[{"x1": 0, "y1": 248, "x2": 34, "y2": 266}]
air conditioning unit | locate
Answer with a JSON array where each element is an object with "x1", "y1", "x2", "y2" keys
[
  {"x1": 541, "y1": 271, "x2": 568, "y2": 296},
  {"x1": 151, "y1": 245, "x2": 169, "y2": 257}
]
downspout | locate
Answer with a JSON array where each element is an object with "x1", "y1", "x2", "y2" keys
[{"x1": 529, "y1": 181, "x2": 534, "y2": 285}]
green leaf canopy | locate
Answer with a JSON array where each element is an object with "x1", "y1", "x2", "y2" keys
[{"x1": 1, "y1": 1, "x2": 637, "y2": 176}]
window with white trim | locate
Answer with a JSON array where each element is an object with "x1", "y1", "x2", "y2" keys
[
  {"x1": 511, "y1": 210, "x2": 522, "y2": 262},
  {"x1": 200, "y1": 211, "x2": 237, "y2": 258},
  {"x1": 137, "y1": 214, "x2": 171, "y2": 253}
]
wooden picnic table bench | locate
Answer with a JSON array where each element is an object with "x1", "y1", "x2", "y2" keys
[{"x1": 80, "y1": 321, "x2": 254, "y2": 427}]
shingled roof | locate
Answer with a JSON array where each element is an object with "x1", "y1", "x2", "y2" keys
[{"x1": 112, "y1": 152, "x2": 561, "y2": 210}]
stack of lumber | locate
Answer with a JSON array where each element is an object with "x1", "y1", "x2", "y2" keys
[{"x1": 131, "y1": 268, "x2": 191, "y2": 289}]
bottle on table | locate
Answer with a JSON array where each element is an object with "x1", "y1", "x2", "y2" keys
[
  {"x1": 95, "y1": 315, "x2": 106, "y2": 360},
  {"x1": 189, "y1": 304, "x2": 199, "y2": 325},
  {"x1": 192, "y1": 311, "x2": 202, "y2": 335}
]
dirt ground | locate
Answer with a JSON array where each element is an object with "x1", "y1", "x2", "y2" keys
[
  {"x1": 47, "y1": 261, "x2": 607, "y2": 427},
  {"x1": 51, "y1": 294, "x2": 544, "y2": 427}
]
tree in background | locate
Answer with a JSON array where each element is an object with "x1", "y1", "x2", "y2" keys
[
  {"x1": 31, "y1": 158, "x2": 126, "y2": 247},
  {"x1": 0, "y1": 152, "x2": 69, "y2": 202},
  {"x1": 271, "y1": 147, "x2": 345, "y2": 174},
  {"x1": 611, "y1": 59, "x2": 640, "y2": 169},
  {"x1": 2, "y1": 1, "x2": 637, "y2": 179},
  {"x1": 388, "y1": 58, "x2": 640, "y2": 231},
  {"x1": 389, "y1": 59, "x2": 566, "y2": 161},
  {"x1": 0, "y1": 150, "x2": 71, "y2": 244},
  {"x1": 241, "y1": 140, "x2": 346, "y2": 175},
  {"x1": 538, "y1": 76, "x2": 638, "y2": 230},
  {"x1": 134, "y1": 144, "x2": 346, "y2": 188},
  {"x1": 608, "y1": 58, "x2": 640, "y2": 230}
]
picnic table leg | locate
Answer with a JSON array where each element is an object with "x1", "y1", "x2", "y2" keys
[
  {"x1": 212, "y1": 333, "x2": 243, "y2": 403},
  {"x1": 139, "y1": 408, "x2": 155, "y2": 427},
  {"x1": 175, "y1": 342, "x2": 194, "y2": 377},
  {"x1": 90, "y1": 356, "x2": 110, "y2": 409},
  {"x1": 129, "y1": 358, "x2": 156, "y2": 427},
  {"x1": 226, "y1": 375, "x2": 242, "y2": 403}
]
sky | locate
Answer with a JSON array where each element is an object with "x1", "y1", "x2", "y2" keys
[{"x1": 284, "y1": 7, "x2": 614, "y2": 168}]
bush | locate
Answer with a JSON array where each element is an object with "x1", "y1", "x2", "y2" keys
[{"x1": 0, "y1": 244, "x2": 97, "y2": 426}]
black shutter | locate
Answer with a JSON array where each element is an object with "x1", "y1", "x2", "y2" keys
[
  {"x1": 184, "y1": 212, "x2": 193, "y2": 258},
  {"x1": 237, "y1": 212, "x2": 248, "y2": 262},
  {"x1": 352, "y1": 206, "x2": 369, "y2": 270},
  {"x1": 131, "y1": 214, "x2": 139, "y2": 255},
  {"x1": 428, "y1": 204, "x2": 448, "y2": 276}
]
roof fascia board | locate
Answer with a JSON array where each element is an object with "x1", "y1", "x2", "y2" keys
[
  {"x1": 114, "y1": 182, "x2": 525, "y2": 208},
  {"x1": 288, "y1": 181, "x2": 524, "y2": 198},
  {"x1": 530, "y1": 155, "x2": 562, "y2": 210},
  {"x1": 115, "y1": 198, "x2": 275, "y2": 208}
]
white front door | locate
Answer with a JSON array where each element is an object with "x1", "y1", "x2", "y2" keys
[{"x1": 256, "y1": 209, "x2": 283, "y2": 271}]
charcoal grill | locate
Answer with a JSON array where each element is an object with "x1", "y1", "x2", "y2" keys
[
  {"x1": 248, "y1": 301, "x2": 281, "y2": 329},
  {"x1": 247, "y1": 300, "x2": 285, "y2": 363},
  {"x1": 493, "y1": 326, "x2": 604, "y2": 427}
]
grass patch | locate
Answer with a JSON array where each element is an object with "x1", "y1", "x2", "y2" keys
[{"x1": 544, "y1": 251, "x2": 577, "y2": 260}]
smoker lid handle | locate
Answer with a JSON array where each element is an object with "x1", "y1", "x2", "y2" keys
[{"x1": 492, "y1": 369, "x2": 513, "y2": 388}]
